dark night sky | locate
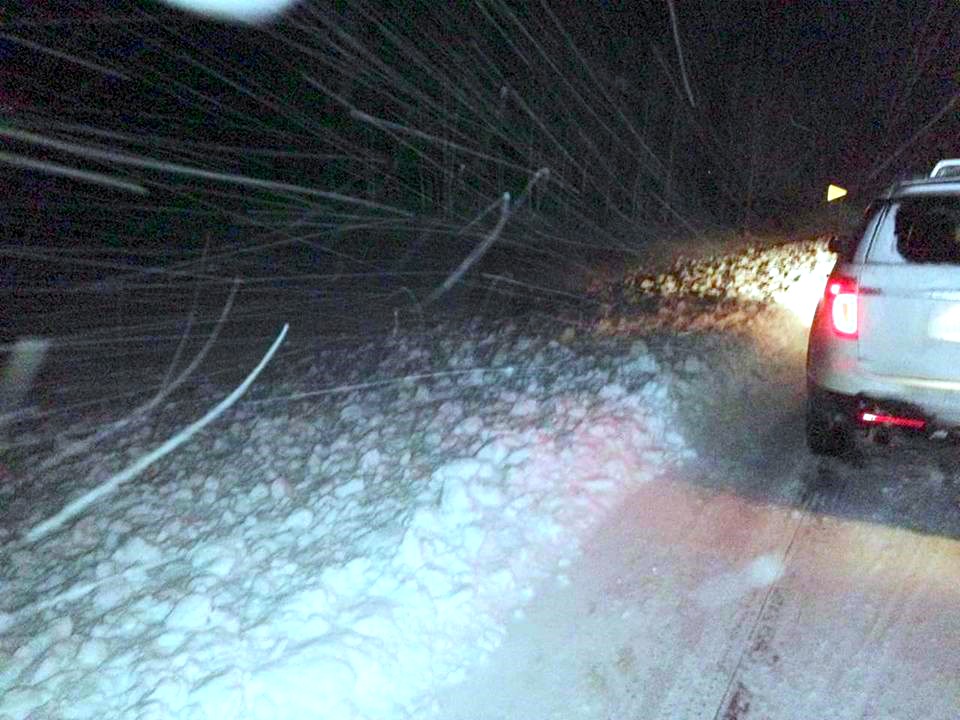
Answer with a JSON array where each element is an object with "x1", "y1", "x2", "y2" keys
[
  {"x1": 0, "y1": 1, "x2": 957, "y2": 225},
  {"x1": 572, "y1": 1, "x2": 958, "y2": 185}
]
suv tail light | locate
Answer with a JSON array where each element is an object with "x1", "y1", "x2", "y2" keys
[{"x1": 826, "y1": 275, "x2": 858, "y2": 338}]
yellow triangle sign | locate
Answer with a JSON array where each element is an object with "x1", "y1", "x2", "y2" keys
[{"x1": 827, "y1": 184, "x2": 848, "y2": 202}]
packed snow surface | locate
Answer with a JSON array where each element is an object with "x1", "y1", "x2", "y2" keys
[{"x1": 1, "y1": 315, "x2": 691, "y2": 719}]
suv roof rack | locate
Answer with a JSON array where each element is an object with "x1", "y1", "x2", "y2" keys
[{"x1": 930, "y1": 159, "x2": 960, "y2": 178}]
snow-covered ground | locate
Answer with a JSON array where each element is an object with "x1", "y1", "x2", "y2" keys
[
  {"x1": 3, "y1": 236, "x2": 959, "y2": 720},
  {"x1": 1, "y1": 308, "x2": 695, "y2": 719}
]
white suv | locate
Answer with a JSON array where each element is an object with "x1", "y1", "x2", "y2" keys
[{"x1": 806, "y1": 159, "x2": 960, "y2": 454}]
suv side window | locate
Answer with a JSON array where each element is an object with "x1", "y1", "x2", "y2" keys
[{"x1": 894, "y1": 197, "x2": 960, "y2": 264}]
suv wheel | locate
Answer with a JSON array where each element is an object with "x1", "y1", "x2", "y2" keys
[{"x1": 806, "y1": 392, "x2": 851, "y2": 456}]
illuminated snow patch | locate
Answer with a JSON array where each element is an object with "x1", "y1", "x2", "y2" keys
[
  {"x1": 747, "y1": 553, "x2": 785, "y2": 586},
  {"x1": 695, "y1": 553, "x2": 785, "y2": 608},
  {"x1": 770, "y1": 246, "x2": 837, "y2": 326},
  {"x1": 609, "y1": 237, "x2": 838, "y2": 332}
]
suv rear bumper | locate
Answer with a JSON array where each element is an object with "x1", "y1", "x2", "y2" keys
[
  {"x1": 808, "y1": 375, "x2": 960, "y2": 433},
  {"x1": 807, "y1": 310, "x2": 960, "y2": 428}
]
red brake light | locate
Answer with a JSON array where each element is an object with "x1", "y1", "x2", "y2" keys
[
  {"x1": 859, "y1": 411, "x2": 926, "y2": 430},
  {"x1": 826, "y1": 275, "x2": 858, "y2": 338}
]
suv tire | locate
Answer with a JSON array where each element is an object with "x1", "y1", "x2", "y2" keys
[{"x1": 806, "y1": 392, "x2": 851, "y2": 456}]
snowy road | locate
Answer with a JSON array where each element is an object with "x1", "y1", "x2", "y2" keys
[
  {"x1": 437, "y1": 473, "x2": 960, "y2": 719},
  {"x1": 3, "y1": 238, "x2": 959, "y2": 719}
]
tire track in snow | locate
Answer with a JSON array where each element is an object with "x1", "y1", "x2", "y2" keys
[
  {"x1": 708, "y1": 457, "x2": 818, "y2": 720},
  {"x1": 721, "y1": 495, "x2": 960, "y2": 720}
]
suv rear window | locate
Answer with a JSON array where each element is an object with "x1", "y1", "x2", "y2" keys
[{"x1": 894, "y1": 196, "x2": 960, "y2": 264}]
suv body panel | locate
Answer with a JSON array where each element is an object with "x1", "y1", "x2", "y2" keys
[{"x1": 857, "y1": 263, "x2": 960, "y2": 383}]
